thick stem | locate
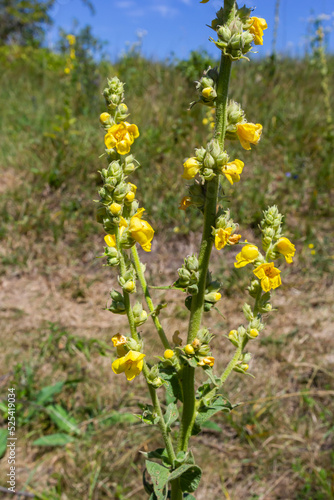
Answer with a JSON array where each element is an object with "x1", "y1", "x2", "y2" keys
[
  {"x1": 131, "y1": 245, "x2": 171, "y2": 350},
  {"x1": 178, "y1": 49, "x2": 233, "y2": 453}
]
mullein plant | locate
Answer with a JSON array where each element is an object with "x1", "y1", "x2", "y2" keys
[{"x1": 95, "y1": 1, "x2": 295, "y2": 498}]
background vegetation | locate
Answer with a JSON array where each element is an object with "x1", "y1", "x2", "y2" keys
[{"x1": 0, "y1": 10, "x2": 333, "y2": 498}]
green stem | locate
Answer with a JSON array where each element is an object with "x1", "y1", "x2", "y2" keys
[
  {"x1": 178, "y1": 48, "x2": 233, "y2": 453},
  {"x1": 115, "y1": 230, "x2": 176, "y2": 466},
  {"x1": 131, "y1": 245, "x2": 171, "y2": 350}
]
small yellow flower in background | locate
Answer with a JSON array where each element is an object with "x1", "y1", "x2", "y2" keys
[
  {"x1": 198, "y1": 356, "x2": 215, "y2": 367},
  {"x1": 222, "y1": 159, "x2": 244, "y2": 185},
  {"x1": 308, "y1": 243, "x2": 314, "y2": 249},
  {"x1": 234, "y1": 244, "x2": 259, "y2": 268},
  {"x1": 179, "y1": 196, "x2": 192, "y2": 210},
  {"x1": 249, "y1": 17, "x2": 268, "y2": 45},
  {"x1": 129, "y1": 208, "x2": 154, "y2": 252},
  {"x1": 164, "y1": 349, "x2": 174, "y2": 359},
  {"x1": 109, "y1": 203, "x2": 122, "y2": 215},
  {"x1": 182, "y1": 157, "x2": 201, "y2": 180},
  {"x1": 112, "y1": 350, "x2": 145, "y2": 381},
  {"x1": 70, "y1": 48, "x2": 76, "y2": 60},
  {"x1": 112, "y1": 333, "x2": 127, "y2": 347},
  {"x1": 104, "y1": 218, "x2": 128, "y2": 247},
  {"x1": 236, "y1": 123, "x2": 263, "y2": 150},
  {"x1": 253, "y1": 262, "x2": 281, "y2": 292},
  {"x1": 276, "y1": 237, "x2": 296, "y2": 263},
  {"x1": 202, "y1": 118, "x2": 209, "y2": 125},
  {"x1": 104, "y1": 122, "x2": 139, "y2": 155},
  {"x1": 64, "y1": 67, "x2": 71, "y2": 74},
  {"x1": 66, "y1": 34, "x2": 76, "y2": 45}
]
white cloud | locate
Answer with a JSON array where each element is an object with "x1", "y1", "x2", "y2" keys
[
  {"x1": 151, "y1": 4, "x2": 178, "y2": 17},
  {"x1": 180, "y1": 0, "x2": 191, "y2": 5},
  {"x1": 115, "y1": 1, "x2": 136, "y2": 8}
]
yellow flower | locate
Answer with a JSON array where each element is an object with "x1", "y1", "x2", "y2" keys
[
  {"x1": 125, "y1": 183, "x2": 137, "y2": 202},
  {"x1": 202, "y1": 87, "x2": 215, "y2": 99},
  {"x1": 182, "y1": 158, "x2": 201, "y2": 180},
  {"x1": 179, "y1": 196, "x2": 192, "y2": 210},
  {"x1": 222, "y1": 159, "x2": 244, "y2": 185},
  {"x1": 249, "y1": 329, "x2": 259, "y2": 338},
  {"x1": 276, "y1": 237, "x2": 296, "y2": 264},
  {"x1": 70, "y1": 48, "x2": 76, "y2": 60},
  {"x1": 64, "y1": 67, "x2": 71, "y2": 74},
  {"x1": 104, "y1": 218, "x2": 128, "y2": 247},
  {"x1": 111, "y1": 333, "x2": 127, "y2": 347},
  {"x1": 202, "y1": 118, "x2": 209, "y2": 125},
  {"x1": 129, "y1": 208, "x2": 154, "y2": 252},
  {"x1": 164, "y1": 349, "x2": 174, "y2": 359},
  {"x1": 253, "y1": 262, "x2": 282, "y2": 292},
  {"x1": 234, "y1": 244, "x2": 259, "y2": 268},
  {"x1": 215, "y1": 227, "x2": 232, "y2": 250},
  {"x1": 236, "y1": 123, "x2": 263, "y2": 150},
  {"x1": 104, "y1": 122, "x2": 139, "y2": 155},
  {"x1": 249, "y1": 17, "x2": 268, "y2": 45},
  {"x1": 112, "y1": 350, "x2": 145, "y2": 381},
  {"x1": 198, "y1": 356, "x2": 215, "y2": 367},
  {"x1": 66, "y1": 34, "x2": 76, "y2": 45}
]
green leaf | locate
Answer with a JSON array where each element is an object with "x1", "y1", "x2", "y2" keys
[
  {"x1": 163, "y1": 403, "x2": 178, "y2": 431},
  {"x1": 35, "y1": 381, "x2": 65, "y2": 405},
  {"x1": 0, "y1": 428, "x2": 8, "y2": 458},
  {"x1": 202, "y1": 421, "x2": 222, "y2": 432},
  {"x1": 196, "y1": 396, "x2": 233, "y2": 426},
  {"x1": 145, "y1": 460, "x2": 169, "y2": 500},
  {"x1": 46, "y1": 405, "x2": 81, "y2": 435},
  {"x1": 168, "y1": 464, "x2": 202, "y2": 493},
  {"x1": 33, "y1": 433, "x2": 75, "y2": 447},
  {"x1": 141, "y1": 448, "x2": 171, "y2": 466},
  {"x1": 159, "y1": 367, "x2": 183, "y2": 403},
  {"x1": 135, "y1": 404, "x2": 160, "y2": 425}
]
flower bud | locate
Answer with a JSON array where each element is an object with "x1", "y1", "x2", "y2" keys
[
  {"x1": 203, "y1": 153, "x2": 215, "y2": 170},
  {"x1": 185, "y1": 255, "x2": 199, "y2": 272},
  {"x1": 184, "y1": 344, "x2": 195, "y2": 355},
  {"x1": 242, "y1": 303, "x2": 254, "y2": 321},
  {"x1": 192, "y1": 338, "x2": 201, "y2": 349},
  {"x1": 109, "y1": 203, "x2": 122, "y2": 216},
  {"x1": 217, "y1": 25, "x2": 232, "y2": 43},
  {"x1": 204, "y1": 291, "x2": 221, "y2": 304},
  {"x1": 249, "y1": 328, "x2": 259, "y2": 338},
  {"x1": 164, "y1": 349, "x2": 174, "y2": 359},
  {"x1": 100, "y1": 112, "x2": 111, "y2": 125}
]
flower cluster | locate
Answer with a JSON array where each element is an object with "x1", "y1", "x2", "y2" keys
[{"x1": 64, "y1": 34, "x2": 76, "y2": 75}]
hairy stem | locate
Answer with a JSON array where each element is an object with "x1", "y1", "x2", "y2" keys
[
  {"x1": 131, "y1": 245, "x2": 171, "y2": 350},
  {"x1": 178, "y1": 42, "x2": 234, "y2": 452}
]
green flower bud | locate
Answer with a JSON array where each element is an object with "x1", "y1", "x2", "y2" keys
[
  {"x1": 248, "y1": 280, "x2": 261, "y2": 298},
  {"x1": 200, "y1": 76, "x2": 215, "y2": 88},
  {"x1": 178, "y1": 267, "x2": 191, "y2": 285},
  {"x1": 110, "y1": 289, "x2": 124, "y2": 302},
  {"x1": 185, "y1": 255, "x2": 199, "y2": 272},
  {"x1": 126, "y1": 337, "x2": 142, "y2": 351},
  {"x1": 195, "y1": 147, "x2": 207, "y2": 162},
  {"x1": 202, "y1": 168, "x2": 216, "y2": 181},
  {"x1": 108, "y1": 300, "x2": 126, "y2": 314},
  {"x1": 206, "y1": 139, "x2": 221, "y2": 160},
  {"x1": 197, "y1": 328, "x2": 213, "y2": 344},
  {"x1": 113, "y1": 182, "x2": 128, "y2": 202},
  {"x1": 203, "y1": 153, "x2": 215, "y2": 169},
  {"x1": 204, "y1": 291, "x2": 221, "y2": 304},
  {"x1": 242, "y1": 303, "x2": 254, "y2": 321},
  {"x1": 217, "y1": 25, "x2": 232, "y2": 43},
  {"x1": 230, "y1": 33, "x2": 243, "y2": 50},
  {"x1": 187, "y1": 284, "x2": 199, "y2": 295},
  {"x1": 197, "y1": 344, "x2": 211, "y2": 356}
]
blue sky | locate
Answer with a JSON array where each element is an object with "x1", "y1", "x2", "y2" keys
[{"x1": 48, "y1": 0, "x2": 334, "y2": 60}]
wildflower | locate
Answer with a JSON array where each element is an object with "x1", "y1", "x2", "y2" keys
[
  {"x1": 104, "y1": 122, "x2": 139, "y2": 155},
  {"x1": 164, "y1": 349, "x2": 174, "y2": 359},
  {"x1": 249, "y1": 17, "x2": 268, "y2": 45},
  {"x1": 125, "y1": 184, "x2": 137, "y2": 202},
  {"x1": 66, "y1": 34, "x2": 76, "y2": 45},
  {"x1": 111, "y1": 333, "x2": 127, "y2": 347},
  {"x1": 222, "y1": 159, "x2": 244, "y2": 184},
  {"x1": 182, "y1": 157, "x2": 201, "y2": 180},
  {"x1": 64, "y1": 67, "x2": 71, "y2": 74},
  {"x1": 129, "y1": 208, "x2": 154, "y2": 252},
  {"x1": 184, "y1": 344, "x2": 195, "y2": 355},
  {"x1": 112, "y1": 350, "x2": 145, "y2": 381},
  {"x1": 253, "y1": 262, "x2": 281, "y2": 292},
  {"x1": 236, "y1": 123, "x2": 263, "y2": 150},
  {"x1": 276, "y1": 237, "x2": 296, "y2": 263},
  {"x1": 234, "y1": 244, "x2": 259, "y2": 268},
  {"x1": 198, "y1": 356, "x2": 215, "y2": 367},
  {"x1": 179, "y1": 196, "x2": 192, "y2": 210},
  {"x1": 215, "y1": 227, "x2": 237, "y2": 250},
  {"x1": 201, "y1": 87, "x2": 216, "y2": 99},
  {"x1": 104, "y1": 218, "x2": 128, "y2": 247}
]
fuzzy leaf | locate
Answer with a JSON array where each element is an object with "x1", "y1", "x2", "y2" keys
[
  {"x1": 168, "y1": 464, "x2": 202, "y2": 493},
  {"x1": 163, "y1": 403, "x2": 178, "y2": 431},
  {"x1": 145, "y1": 460, "x2": 170, "y2": 500}
]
